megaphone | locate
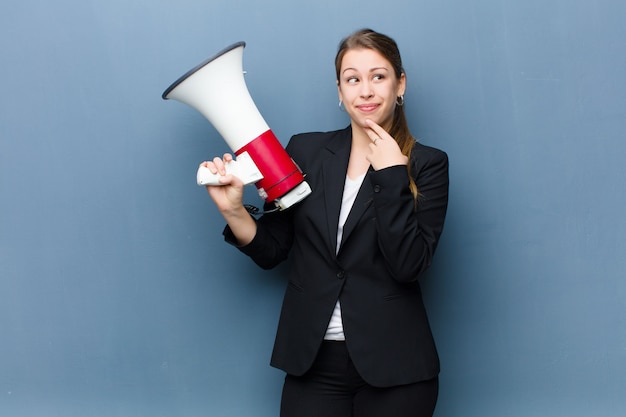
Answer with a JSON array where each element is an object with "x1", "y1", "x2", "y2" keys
[{"x1": 162, "y1": 42, "x2": 311, "y2": 210}]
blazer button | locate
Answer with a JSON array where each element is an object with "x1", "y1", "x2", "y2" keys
[
  {"x1": 373, "y1": 185, "x2": 381, "y2": 193},
  {"x1": 337, "y1": 271, "x2": 345, "y2": 280}
]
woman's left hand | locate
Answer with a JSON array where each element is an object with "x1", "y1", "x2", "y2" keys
[{"x1": 364, "y1": 119, "x2": 409, "y2": 170}]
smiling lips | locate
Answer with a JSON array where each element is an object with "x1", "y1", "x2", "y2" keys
[{"x1": 356, "y1": 103, "x2": 379, "y2": 112}]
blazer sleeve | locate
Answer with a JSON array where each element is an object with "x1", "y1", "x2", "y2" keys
[
  {"x1": 222, "y1": 206, "x2": 295, "y2": 270},
  {"x1": 368, "y1": 145, "x2": 449, "y2": 283}
]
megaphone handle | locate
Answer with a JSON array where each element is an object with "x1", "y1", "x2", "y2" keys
[
  {"x1": 196, "y1": 153, "x2": 263, "y2": 186},
  {"x1": 196, "y1": 164, "x2": 230, "y2": 186}
]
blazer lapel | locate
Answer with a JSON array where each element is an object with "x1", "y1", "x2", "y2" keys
[
  {"x1": 319, "y1": 127, "x2": 375, "y2": 256},
  {"x1": 321, "y1": 127, "x2": 352, "y2": 256},
  {"x1": 338, "y1": 168, "x2": 374, "y2": 252}
]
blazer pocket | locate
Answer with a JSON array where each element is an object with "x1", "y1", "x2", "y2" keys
[
  {"x1": 287, "y1": 280, "x2": 304, "y2": 293},
  {"x1": 383, "y1": 293, "x2": 403, "y2": 301}
]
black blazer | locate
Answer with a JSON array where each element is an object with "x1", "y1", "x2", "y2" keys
[{"x1": 225, "y1": 126, "x2": 449, "y2": 387}]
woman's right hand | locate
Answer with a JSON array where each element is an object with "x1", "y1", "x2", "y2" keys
[
  {"x1": 200, "y1": 154, "x2": 258, "y2": 246},
  {"x1": 201, "y1": 154, "x2": 245, "y2": 215}
]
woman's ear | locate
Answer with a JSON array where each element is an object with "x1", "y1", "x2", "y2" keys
[{"x1": 397, "y1": 73, "x2": 407, "y2": 96}]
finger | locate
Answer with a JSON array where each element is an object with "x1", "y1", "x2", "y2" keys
[
  {"x1": 363, "y1": 126, "x2": 382, "y2": 144},
  {"x1": 212, "y1": 156, "x2": 227, "y2": 175},
  {"x1": 201, "y1": 160, "x2": 218, "y2": 175},
  {"x1": 215, "y1": 172, "x2": 245, "y2": 191},
  {"x1": 365, "y1": 119, "x2": 387, "y2": 139}
]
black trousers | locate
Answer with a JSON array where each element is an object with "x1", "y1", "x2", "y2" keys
[{"x1": 280, "y1": 341, "x2": 438, "y2": 417}]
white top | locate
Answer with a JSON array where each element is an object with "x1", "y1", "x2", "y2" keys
[{"x1": 324, "y1": 173, "x2": 366, "y2": 341}]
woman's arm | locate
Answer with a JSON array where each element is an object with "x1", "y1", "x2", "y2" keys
[{"x1": 370, "y1": 147, "x2": 449, "y2": 283}]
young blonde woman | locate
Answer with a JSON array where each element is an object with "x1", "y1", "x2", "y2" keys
[{"x1": 202, "y1": 28, "x2": 449, "y2": 417}]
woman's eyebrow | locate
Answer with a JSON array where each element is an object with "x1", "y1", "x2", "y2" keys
[{"x1": 342, "y1": 66, "x2": 389, "y2": 74}]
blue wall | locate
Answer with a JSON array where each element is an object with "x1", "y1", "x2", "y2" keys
[{"x1": 1, "y1": 1, "x2": 625, "y2": 416}]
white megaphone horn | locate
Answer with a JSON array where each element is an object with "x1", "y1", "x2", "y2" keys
[{"x1": 162, "y1": 42, "x2": 311, "y2": 210}]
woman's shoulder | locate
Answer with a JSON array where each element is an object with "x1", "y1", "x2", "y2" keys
[
  {"x1": 413, "y1": 140, "x2": 447, "y2": 158},
  {"x1": 410, "y1": 140, "x2": 449, "y2": 178},
  {"x1": 412, "y1": 140, "x2": 448, "y2": 164}
]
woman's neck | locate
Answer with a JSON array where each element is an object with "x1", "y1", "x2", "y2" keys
[
  {"x1": 350, "y1": 122, "x2": 371, "y2": 148},
  {"x1": 347, "y1": 123, "x2": 372, "y2": 179}
]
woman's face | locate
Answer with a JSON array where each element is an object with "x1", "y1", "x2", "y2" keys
[{"x1": 337, "y1": 48, "x2": 406, "y2": 131}]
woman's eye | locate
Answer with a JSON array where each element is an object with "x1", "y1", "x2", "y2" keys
[
  {"x1": 347, "y1": 77, "x2": 358, "y2": 84},
  {"x1": 373, "y1": 74, "x2": 384, "y2": 81}
]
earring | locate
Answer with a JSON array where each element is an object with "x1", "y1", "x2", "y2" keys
[
  {"x1": 338, "y1": 100, "x2": 346, "y2": 112},
  {"x1": 396, "y1": 95, "x2": 404, "y2": 106}
]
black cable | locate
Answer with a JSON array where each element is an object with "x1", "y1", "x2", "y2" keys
[{"x1": 244, "y1": 204, "x2": 280, "y2": 216}]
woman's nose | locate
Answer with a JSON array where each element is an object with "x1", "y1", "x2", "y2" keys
[{"x1": 359, "y1": 80, "x2": 374, "y2": 98}]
